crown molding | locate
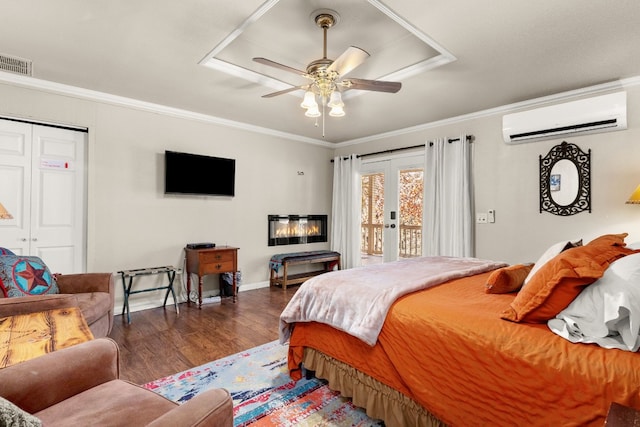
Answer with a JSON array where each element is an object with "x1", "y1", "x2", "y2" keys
[
  {"x1": 0, "y1": 71, "x2": 332, "y2": 147},
  {"x1": 2, "y1": 70, "x2": 639, "y2": 150}
]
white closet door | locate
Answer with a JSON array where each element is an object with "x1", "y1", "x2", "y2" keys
[
  {"x1": 30, "y1": 125, "x2": 86, "y2": 273},
  {"x1": 0, "y1": 119, "x2": 87, "y2": 273},
  {"x1": 0, "y1": 120, "x2": 32, "y2": 256}
]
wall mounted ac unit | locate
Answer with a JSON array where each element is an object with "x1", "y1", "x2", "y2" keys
[{"x1": 502, "y1": 91, "x2": 627, "y2": 144}]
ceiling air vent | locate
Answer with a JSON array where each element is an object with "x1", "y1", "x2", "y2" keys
[{"x1": 0, "y1": 54, "x2": 32, "y2": 76}]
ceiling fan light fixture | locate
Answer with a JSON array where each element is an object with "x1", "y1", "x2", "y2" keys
[
  {"x1": 329, "y1": 105, "x2": 345, "y2": 117},
  {"x1": 327, "y1": 91, "x2": 344, "y2": 108},
  {"x1": 253, "y1": 8, "x2": 400, "y2": 137},
  {"x1": 305, "y1": 104, "x2": 321, "y2": 117},
  {"x1": 300, "y1": 90, "x2": 317, "y2": 109}
]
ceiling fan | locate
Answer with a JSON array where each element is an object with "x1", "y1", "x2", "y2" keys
[{"x1": 253, "y1": 10, "x2": 401, "y2": 120}]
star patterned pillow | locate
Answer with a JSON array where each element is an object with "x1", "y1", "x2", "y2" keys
[{"x1": 0, "y1": 255, "x2": 59, "y2": 298}]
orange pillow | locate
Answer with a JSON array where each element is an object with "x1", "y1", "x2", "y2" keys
[
  {"x1": 501, "y1": 235, "x2": 636, "y2": 323},
  {"x1": 485, "y1": 264, "x2": 533, "y2": 294},
  {"x1": 587, "y1": 232, "x2": 628, "y2": 247}
]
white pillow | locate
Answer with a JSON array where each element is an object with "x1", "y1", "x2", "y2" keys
[
  {"x1": 524, "y1": 240, "x2": 577, "y2": 285},
  {"x1": 548, "y1": 252, "x2": 640, "y2": 351},
  {"x1": 628, "y1": 241, "x2": 640, "y2": 250}
]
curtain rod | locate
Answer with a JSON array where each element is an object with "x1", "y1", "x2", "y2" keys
[{"x1": 331, "y1": 135, "x2": 474, "y2": 162}]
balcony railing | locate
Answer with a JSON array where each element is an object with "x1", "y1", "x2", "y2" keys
[
  {"x1": 399, "y1": 225, "x2": 422, "y2": 258},
  {"x1": 361, "y1": 224, "x2": 383, "y2": 255},
  {"x1": 361, "y1": 224, "x2": 422, "y2": 258}
]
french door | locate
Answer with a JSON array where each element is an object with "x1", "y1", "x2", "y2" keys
[
  {"x1": 360, "y1": 155, "x2": 424, "y2": 264},
  {"x1": 0, "y1": 119, "x2": 87, "y2": 273}
]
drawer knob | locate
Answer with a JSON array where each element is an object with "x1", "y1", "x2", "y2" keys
[{"x1": 216, "y1": 264, "x2": 222, "y2": 269}]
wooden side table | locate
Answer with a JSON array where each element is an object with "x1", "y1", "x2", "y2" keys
[{"x1": 185, "y1": 246, "x2": 239, "y2": 308}]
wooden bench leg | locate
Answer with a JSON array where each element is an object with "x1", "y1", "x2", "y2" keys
[
  {"x1": 283, "y1": 262, "x2": 288, "y2": 290},
  {"x1": 270, "y1": 267, "x2": 275, "y2": 287}
]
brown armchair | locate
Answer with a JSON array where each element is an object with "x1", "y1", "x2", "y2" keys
[
  {"x1": 0, "y1": 338, "x2": 233, "y2": 426},
  {"x1": 0, "y1": 272, "x2": 115, "y2": 337}
]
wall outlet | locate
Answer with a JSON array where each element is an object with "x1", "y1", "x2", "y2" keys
[
  {"x1": 488, "y1": 209, "x2": 495, "y2": 223},
  {"x1": 476, "y1": 213, "x2": 488, "y2": 224}
]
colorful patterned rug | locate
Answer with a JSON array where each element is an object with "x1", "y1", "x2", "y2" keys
[{"x1": 144, "y1": 340, "x2": 383, "y2": 426}]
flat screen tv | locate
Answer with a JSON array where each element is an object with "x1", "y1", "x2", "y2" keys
[{"x1": 164, "y1": 150, "x2": 235, "y2": 196}]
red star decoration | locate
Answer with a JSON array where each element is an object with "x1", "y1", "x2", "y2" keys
[{"x1": 16, "y1": 261, "x2": 49, "y2": 293}]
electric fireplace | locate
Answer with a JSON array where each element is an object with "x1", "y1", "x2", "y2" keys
[{"x1": 268, "y1": 215, "x2": 328, "y2": 246}]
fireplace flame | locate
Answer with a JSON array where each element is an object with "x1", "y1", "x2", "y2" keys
[
  {"x1": 274, "y1": 222, "x2": 321, "y2": 238},
  {"x1": 268, "y1": 215, "x2": 327, "y2": 246}
]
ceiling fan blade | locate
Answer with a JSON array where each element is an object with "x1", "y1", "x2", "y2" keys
[
  {"x1": 327, "y1": 46, "x2": 370, "y2": 77},
  {"x1": 344, "y1": 78, "x2": 402, "y2": 93},
  {"x1": 261, "y1": 85, "x2": 306, "y2": 98},
  {"x1": 253, "y1": 57, "x2": 307, "y2": 76}
]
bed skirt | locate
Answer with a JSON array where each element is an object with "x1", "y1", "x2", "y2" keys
[{"x1": 302, "y1": 347, "x2": 445, "y2": 427}]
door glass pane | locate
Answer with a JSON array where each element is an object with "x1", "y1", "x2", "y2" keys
[
  {"x1": 360, "y1": 160, "x2": 423, "y2": 265},
  {"x1": 399, "y1": 168, "x2": 423, "y2": 258},
  {"x1": 361, "y1": 173, "x2": 384, "y2": 265}
]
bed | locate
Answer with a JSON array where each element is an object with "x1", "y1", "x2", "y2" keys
[{"x1": 279, "y1": 233, "x2": 640, "y2": 426}]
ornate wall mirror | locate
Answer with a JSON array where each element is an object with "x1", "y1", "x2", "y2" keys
[{"x1": 539, "y1": 141, "x2": 591, "y2": 216}]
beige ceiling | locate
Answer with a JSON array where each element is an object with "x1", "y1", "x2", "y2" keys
[{"x1": 1, "y1": 0, "x2": 640, "y2": 144}]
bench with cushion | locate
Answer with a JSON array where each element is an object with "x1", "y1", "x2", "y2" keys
[{"x1": 269, "y1": 250, "x2": 341, "y2": 290}]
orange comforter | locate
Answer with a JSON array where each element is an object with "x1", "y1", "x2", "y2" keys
[{"x1": 288, "y1": 271, "x2": 640, "y2": 426}]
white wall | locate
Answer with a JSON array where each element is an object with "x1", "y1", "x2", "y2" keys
[
  {"x1": 0, "y1": 82, "x2": 334, "y2": 311},
  {"x1": 335, "y1": 84, "x2": 640, "y2": 265},
  {"x1": 4, "y1": 80, "x2": 640, "y2": 311}
]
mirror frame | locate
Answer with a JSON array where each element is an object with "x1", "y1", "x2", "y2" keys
[{"x1": 539, "y1": 141, "x2": 591, "y2": 216}]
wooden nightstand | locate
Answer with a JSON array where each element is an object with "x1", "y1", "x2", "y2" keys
[
  {"x1": 185, "y1": 246, "x2": 239, "y2": 308},
  {"x1": 606, "y1": 403, "x2": 640, "y2": 426}
]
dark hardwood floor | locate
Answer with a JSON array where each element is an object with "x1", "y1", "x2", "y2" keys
[{"x1": 108, "y1": 286, "x2": 297, "y2": 385}]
